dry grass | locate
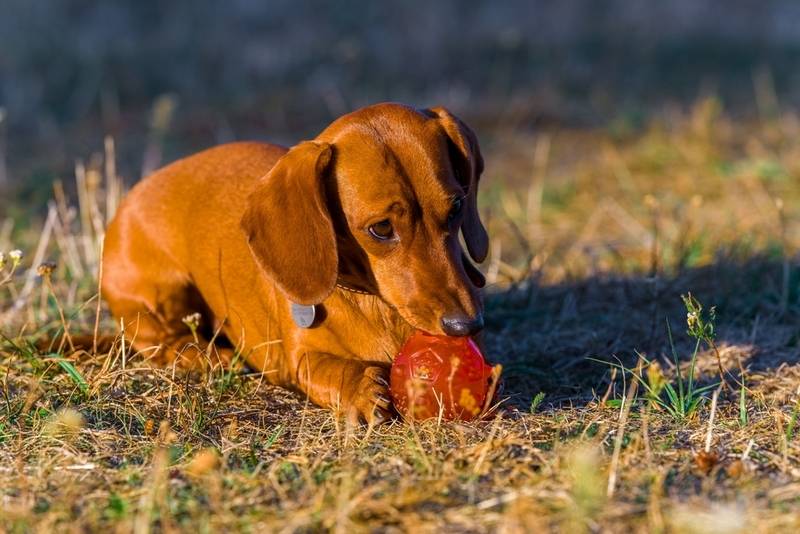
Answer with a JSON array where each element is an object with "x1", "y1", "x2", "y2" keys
[{"x1": 2, "y1": 99, "x2": 800, "y2": 532}]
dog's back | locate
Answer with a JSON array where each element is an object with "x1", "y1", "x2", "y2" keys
[
  {"x1": 102, "y1": 141, "x2": 286, "y2": 367},
  {"x1": 107, "y1": 142, "x2": 284, "y2": 265}
]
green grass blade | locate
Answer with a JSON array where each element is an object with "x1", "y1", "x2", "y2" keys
[
  {"x1": 530, "y1": 391, "x2": 546, "y2": 413},
  {"x1": 687, "y1": 396, "x2": 705, "y2": 416},
  {"x1": 264, "y1": 424, "x2": 283, "y2": 449},
  {"x1": 686, "y1": 338, "x2": 701, "y2": 397},
  {"x1": 663, "y1": 383, "x2": 679, "y2": 405},
  {"x1": 739, "y1": 386, "x2": 748, "y2": 428},
  {"x1": 52, "y1": 355, "x2": 89, "y2": 393},
  {"x1": 693, "y1": 383, "x2": 721, "y2": 394},
  {"x1": 666, "y1": 318, "x2": 685, "y2": 409}
]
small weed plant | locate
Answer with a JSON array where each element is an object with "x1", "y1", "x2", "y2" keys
[
  {"x1": 0, "y1": 249, "x2": 23, "y2": 286},
  {"x1": 598, "y1": 293, "x2": 720, "y2": 420}
]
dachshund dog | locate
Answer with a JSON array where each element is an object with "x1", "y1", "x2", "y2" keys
[{"x1": 102, "y1": 103, "x2": 488, "y2": 424}]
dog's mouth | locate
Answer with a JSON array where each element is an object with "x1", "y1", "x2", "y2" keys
[{"x1": 389, "y1": 302, "x2": 484, "y2": 339}]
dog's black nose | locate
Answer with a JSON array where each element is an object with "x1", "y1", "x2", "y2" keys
[{"x1": 441, "y1": 312, "x2": 484, "y2": 337}]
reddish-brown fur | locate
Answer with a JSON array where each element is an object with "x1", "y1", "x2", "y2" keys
[{"x1": 102, "y1": 103, "x2": 488, "y2": 424}]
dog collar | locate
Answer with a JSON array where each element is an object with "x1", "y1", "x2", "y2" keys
[
  {"x1": 335, "y1": 282, "x2": 372, "y2": 295},
  {"x1": 290, "y1": 282, "x2": 374, "y2": 328}
]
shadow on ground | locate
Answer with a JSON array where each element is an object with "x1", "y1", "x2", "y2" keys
[{"x1": 485, "y1": 254, "x2": 800, "y2": 409}]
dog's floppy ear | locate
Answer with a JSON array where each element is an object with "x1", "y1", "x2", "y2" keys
[
  {"x1": 427, "y1": 106, "x2": 489, "y2": 263},
  {"x1": 241, "y1": 141, "x2": 337, "y2": 305}
]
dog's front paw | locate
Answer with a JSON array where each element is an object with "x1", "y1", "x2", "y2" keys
[{"x1": 345, "y1": 365, "x2": 393, "y2": 426}]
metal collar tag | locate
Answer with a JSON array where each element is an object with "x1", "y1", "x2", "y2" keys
[{"x1": 290, "y1": 302, "x2": 316, "y2": 328}]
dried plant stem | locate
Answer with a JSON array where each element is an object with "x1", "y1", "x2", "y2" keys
[
  {"x1": 104, "y1": 136, "x2": 120, "y2": 224},
  {"x1": 607, "y1": 368, "x2": 639, "y2": 497},
  {"x1": 742, "y1": 438, "x2": 755, "y2": 461},
  {"x1": 473, "y1": 415, "x2": 502, "y2": 475},
  {"x1": 120, "y1": 317, "x2": 127, "y2": 370},
  {"x1": 641, "y1": 405, "x2": 652, "y2": 464},
  {"x1": 708, "y1": 338, "x2": 728, "y2": 390},
  {"x1": 93, "y1": 243, "x2": 104, "y2": 355},
  {"x1": 407, "y1": 416, "x2": 432, "y2": 474},
  {"x1": 8, "y1": 205, "x2": 56, "y2": 315},
  {"x1": 705, "y1": 387, "x2": 721, "y2": 453}
]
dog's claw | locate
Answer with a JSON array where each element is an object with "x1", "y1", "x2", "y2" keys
[
  {"x1": 374, "y1": 375, "x2": 389, "y2": 387},
  {"x1": 372, "y1": 408, "x2": 387, "y2": 425},
  {"x1": 346, "y1": 365, "x2": 393, "y2": 426}
]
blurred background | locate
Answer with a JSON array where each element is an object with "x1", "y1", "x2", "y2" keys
[
  {"x1": 2, "y1": 0, "x2": 800, "y2": 278},
  {"x1": 3, "y1": 1, "x2": 800, "y2": 180}
]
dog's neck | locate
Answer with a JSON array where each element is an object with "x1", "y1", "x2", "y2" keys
[{"x1": 332, "y1": 285, "x2": 415, "y2": 351}]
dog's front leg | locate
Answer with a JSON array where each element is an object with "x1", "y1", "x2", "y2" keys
[{"x1": 293, "y1": 351, "x2": 392, "y2": 425}]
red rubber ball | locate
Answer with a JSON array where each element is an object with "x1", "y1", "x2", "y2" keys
[{"x1": 389, "y1": 331, "x2": 493, "y2": 421}]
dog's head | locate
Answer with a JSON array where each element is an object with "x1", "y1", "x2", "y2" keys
[{"x1": 241, "y1": 103, "x2": 488, "y2": 336}]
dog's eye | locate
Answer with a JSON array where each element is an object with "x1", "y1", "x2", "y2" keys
[
  {"x1": 447, "y1": 197, "x2": 464, "y2": 222},
  {"x1": 368, "y1": 220, "x2": 394, "y2": 240}
]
